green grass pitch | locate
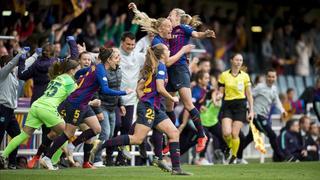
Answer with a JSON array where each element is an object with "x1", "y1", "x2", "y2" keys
[{"x1": 1, "y1": 162, "x2": 319, "y2": 180}]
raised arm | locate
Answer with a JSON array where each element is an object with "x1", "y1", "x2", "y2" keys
[
  {"x1": 24, "y1": 48, "x2": 42, "y2": 71},
  {"x1": 192, "y1": 29, "x2": 216, "y2": 39},
  {"x1": 0, "y1": 52, "x2": 24, "y2": 80},
  {"x1": 66, "y1": 36, "x2": 79, "y2": 59},
  {"x1": 96, "y1": 64, "x2": 130, "y2": 96}
]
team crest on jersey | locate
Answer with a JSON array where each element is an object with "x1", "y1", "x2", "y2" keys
[
  {"x1": 158, "y1": 70, "x2": 165, "y2": 75},
  {"x1": 103, "y1": 77, "x2": 108, "y2": 81}
]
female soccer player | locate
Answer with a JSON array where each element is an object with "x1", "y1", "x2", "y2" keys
[
  {"x1": 128, "y1": 4, "x2": 193, "y2": 170},
  {"x1": 216, "y1": 53, "x2": 254, "y2": 164},
  {"x1": 165, "y1": 8, "x2": 215, "y2": 152},
  {"x1": 0, "y1": 59, "x2": 80, "y2": 169},
  {"x1": 92, "y1": 44, "x2": 191, "y2": 175},
  {"x1": 40, "y1": 47, "x2": 133, "y2": 170}
]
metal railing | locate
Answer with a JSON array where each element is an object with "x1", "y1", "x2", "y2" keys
[{"x1": 1, "y1": 105, "x2": 318, "y2": 165}]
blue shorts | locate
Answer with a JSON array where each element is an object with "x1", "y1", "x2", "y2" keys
[
  {"x1": 166, "y1": 64, "x2": 191, "y2": 92},
  {"x1": 136, "y1": 101, "x2": 168, "y2": 128},
  {"x1": 60, "y1": 101, "x2": 95, "y2": 126}
]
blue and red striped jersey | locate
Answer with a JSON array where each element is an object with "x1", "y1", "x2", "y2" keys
[
  {"x1": 140, "y1": 62, "x2": 167, "y2": 109},
  {"x1": 67, "y1": 63, "x2": 126, "y2": 110},
  {"x1": 169, "y1": 24, "x2": 194, "y2": 65}
]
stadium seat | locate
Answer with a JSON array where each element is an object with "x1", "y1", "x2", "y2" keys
[
  {"x1": 305, "y1": 76, "x2": 314, "y2": 87},
  {"x1": 278, "y1": 75, "x2": 287, "y2": 94},
  {"x1": 250, "y1": 73, "x2": 257, "y2": 84},
  {"x1": 294, "y1": 76, "x2": 305, "y2": 97}
]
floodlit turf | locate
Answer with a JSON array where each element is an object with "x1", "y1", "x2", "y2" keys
[{"x1": 1, "y1": 162, "x2": 319, "y2": 180}]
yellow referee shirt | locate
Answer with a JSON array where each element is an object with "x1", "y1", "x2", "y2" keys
[{"x1": 218, "y1": 70, "x2": 251, "y2": 100}]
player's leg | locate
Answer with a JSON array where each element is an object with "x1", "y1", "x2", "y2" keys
[
  {"x1": 179, "y1": 87, "x2": 207, "y2": 152},
  {"x1": 229, "y1": 121, "x2": 243, "y2": 164},
  {"x1": 156, "y1": 118, "x2": 192, "y2": 175}
]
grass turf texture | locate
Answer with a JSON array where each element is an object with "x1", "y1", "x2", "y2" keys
[{"x1": 1, "y1": 162, "x2": 319, "y2": 180}]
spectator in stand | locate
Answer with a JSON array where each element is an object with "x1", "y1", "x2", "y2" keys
[
  {"x1": 282, "y1": 88, "x2": 305, "y2": 122},
  {"x1": 261, "y1": 30, "x2": 274, "y2": 71},
  {"x1": 300, "y1": 78, "x2": 320, "y2": 122},
  {"x1": 277, "y1": 120, "x2": 307, "y2": 162},
  {"x1": 0, "y1": 46, "x2": 8, "y2": 56},
  {"x1": 78, "y1": 22, "x2": 100, "y2": 52},
  {"x1": 295, "y1": 33, "x2": 313, "y2": 76},
  {"x1": 305, "y1": 122, "x2": 319, "y2": 161},
  {"x1": 299, "y1": 116, "x2": 311, "y2": 149}
]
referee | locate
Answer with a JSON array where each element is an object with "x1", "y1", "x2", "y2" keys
[{"x1": 217, "y1": 53, "x2": 254, "y2": 164}]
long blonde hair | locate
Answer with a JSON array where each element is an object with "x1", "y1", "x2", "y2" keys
[
  {"x1": 132, "y1": 9, "x2": 167, "y2": 35},
  {"x1": 173, "y1": 8, "x2": 202, "y2": 28},
  {"x1": 140, "y1": 44, "x2": 165, "y2": 80}
]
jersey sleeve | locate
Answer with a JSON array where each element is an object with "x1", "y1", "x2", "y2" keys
[
  {"x1": 244, "y1": 73, "x2": 251, "y2": 88},
  {"x1": 96, "y1": 64, "x2": 127, "y2": 96},
  {"x1": 75, "y1": 67, "x2": 90, "y2": 80},
  {"x1": 181, "y1": 24, "x2": 194, "y2": 37},
  {"x1": 156, "y1": 63, "x2": 166, "y2": 80},
  {"x1": 151, "y1": 37, "x2": 161, "y2": 46},
  {"x1": 218, "y1": 72, "x2": 226, "y2": 87},
  {"x1": 191, "y1": 87, "x2": 201, "y2": 103}
]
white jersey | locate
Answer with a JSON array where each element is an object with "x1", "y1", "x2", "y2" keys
[{"x1": 119, "y1": 47, "x2": 145, "y2": 105}]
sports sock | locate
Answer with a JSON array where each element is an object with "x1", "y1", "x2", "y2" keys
[{"x1": 2, "y1": 131, "x2": 29, "y2": 158}]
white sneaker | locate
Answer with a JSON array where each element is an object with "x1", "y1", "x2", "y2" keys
[
  {"x1": 40, "y1": 156, "x2": 58, "y2": 170},
  {"x1": 93, "y1": 161, "x2": 105, "y2": 168},
  {"x1": 236, "y1": 158, "x2": 248, "y2": 164},
  {"x1": 195, "y1": 158, "x2": 213, "y2": 166}
]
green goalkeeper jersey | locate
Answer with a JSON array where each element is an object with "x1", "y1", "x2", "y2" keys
[{"x1": 33, "y1": 74, "x2": 77, "y2": 110}]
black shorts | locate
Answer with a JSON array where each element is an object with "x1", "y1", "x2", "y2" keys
[
  {"x1": 166, "y1": 64, "x2": 191, "y2": 92},
  {"x1": 60, "y1": 101, "x2": 95, "y2": 126},
  {"x1": 136, "y1": 101, "x2": 168, "y2": 128},
  {"x1": 220, "y1": 99, "x2": 247, "y2": 122}
]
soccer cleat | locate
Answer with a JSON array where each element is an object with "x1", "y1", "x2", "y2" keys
[
  {"x1": 40, "y1": 156, "x2": 58, "y2": 170},
  {"x1": 0, "y1": 156, "x2": 8, "y2": 169},
  {"x1": 229, "y1": 156, "x2": 237, "y2": 164},
  {"x1": 82, "y1": 162, "x2": 96, "y2": 169},
  {"x1": 119, "y1": 146, "x2": 132, "y2": 160},
  {"x1": 27, "y1": 155, "x2": 40, "y2": 169},
  {"x1": 162, "y1": 145, "x2": 170, "y2": 154},
  {"x1": 152, "y1": 158, "x2": 172, "y2": 172},
  {"x1": 139, "y1": 143, "x2": 147, "y2": 159},
  {"x1": 196, "y1": 136, "x2": 208, "y2": 153},
  {"x1": 171, "y1": 169, "x2": 193, "y2": 176},
  {"x1": 104, "y1": 156, "x2": 115, "y2": 166},
  {"x1": 7, "y1": 163, "x2": 17, "y2": 170},
  {"x1": 223, "y1": 148, "x2": 231, "y2": 162}
]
